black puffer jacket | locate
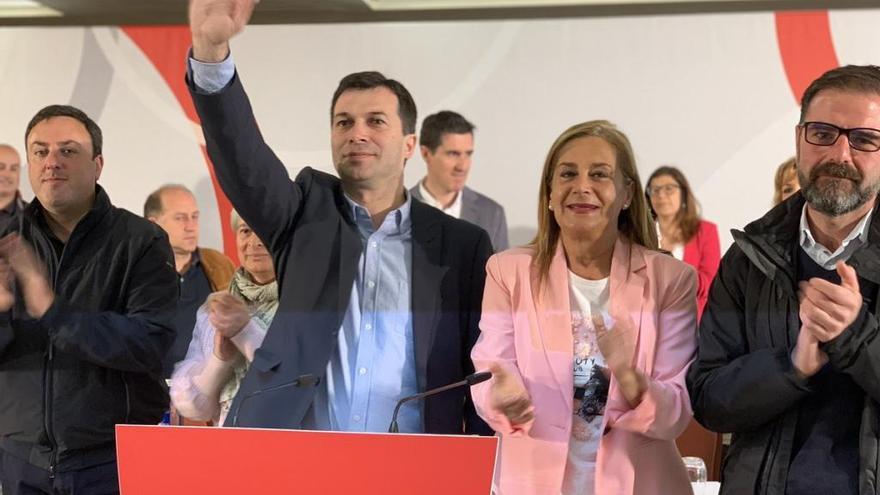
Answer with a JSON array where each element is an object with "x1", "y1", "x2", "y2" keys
[
  {"x1": 687, "y1": 193, "x2": 880, "y2": 494},
  {"x1": 0, "y1": 186, "x2": 177, "y2": 474}
]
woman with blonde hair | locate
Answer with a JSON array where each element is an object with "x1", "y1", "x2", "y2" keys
[
  {"x1": 471, "y1": 120, "x2": 698, "y2": 494},
  {"x1": 773, "y1": 157, "x2": 799, "y2": 205}
]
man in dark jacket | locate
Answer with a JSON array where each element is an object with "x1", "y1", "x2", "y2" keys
[
  {"x1": 688, "y1": 65, "x2": 880, "y2": 495},
  {"x1": 0, "y1": 105, "x2": 177, "y2": 494}
]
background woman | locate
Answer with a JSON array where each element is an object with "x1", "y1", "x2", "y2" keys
[
  {"x1": 471, "y1": 120, "x2": 697, "y2": 495},
  {"x1": 773, "y1": 157, "x2": 799, "y2": 205},
  {"x1": 171, "y1": 211, "x2": 277, "y2": 425},
  {"x1": 646, "y1": 166, "x2": 720, "y2": 320}
]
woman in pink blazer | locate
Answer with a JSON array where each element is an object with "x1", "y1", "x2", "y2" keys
[
  {"x1": 471, "y1": 121, "x2": 697, "y2": 495},
  {"x1": 646, "y1": 166, "x2": 720, "y2": 320}
]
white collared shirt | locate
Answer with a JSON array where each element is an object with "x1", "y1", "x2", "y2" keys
[
  {"x1": 418, "y1": 179, "x2": 463, "y2": 219},
  {"x1": 799, "y1": 204, "x2": 873, "y2": 270},
  {"x1": 655, "y1": 221, "x2": 685, "y2": 260}
]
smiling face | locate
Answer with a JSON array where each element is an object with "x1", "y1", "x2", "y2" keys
[
  {"x1": 330, "y1": 87, "x2": 416, "y2": 191},
  {"x1": 796, "y1": 89, "x2": 880, "y2": 217},
  {"x1": 27, "y1": 116, "x2": 103, "y2": 218},
  {"x1": 548, "y1": 136, "x2": 633, "y2": 242},
  {"x1": 235, "y1": 220, "x2": 274, "y2": 285}
]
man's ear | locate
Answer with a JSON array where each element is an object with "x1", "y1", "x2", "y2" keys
[
  {"x1": 93, "y1": 154, "x2": 104, "y2": 181},
  {"x1": 402, "y1": 134, "x2": 417, "y2": 160},
  {"x1": 420, "y1": 145, "x2": 433, "y2": 162}
]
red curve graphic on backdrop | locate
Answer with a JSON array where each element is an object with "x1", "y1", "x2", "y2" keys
[
  {"x1": 121, "y1": 26, "x2": 238, "y2": 264},
  {"x1": 119, "y1": 13, "x2": 837, "y2": 264},
  {"x1": 775, "y1": 10, "x2": 840, "y2": 105}
]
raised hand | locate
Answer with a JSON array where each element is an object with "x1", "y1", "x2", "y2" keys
[
  {"x1": 593, "y1": 313, "x2": 646, "y2": 407},
  {"x1": 791, "y1": 323, "x2": 828, "y2": 378},
  {"x1": 0, "y1": 234, "x2": 53, "y2": 318},
  {"x1": 488, "y1": 362, "x2": 534, "y2": 428},
  {"x1": 593, "y1": 312, "x2": 635, "y2": 375},
  {"x1": 213, "y1": 331, "x2": 240, "y2": 362},
  {"x1": 207, "y1": 292, "x2": 251, "y2": 339},
  {"x1": 189, "y1": 0, "x2": 260, "y2": 62},
  {"x1": 798, "y1": 261, "x2": 862, "y2": 343},
  {"x1": 0, "y1": 258, "x2": 12, "y2": 312}
]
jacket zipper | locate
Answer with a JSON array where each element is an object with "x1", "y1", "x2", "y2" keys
[
  {"x1": 759, "y1": 423, "x2": 782, "y2": 495},
  {"x1": 122, "y1": 375, "x2": 131, "y2": 423},
  {"x1": 44, "y1": 242, "x2": 66, "y2": 479},
  {"x1": 43, "y1": 343, "x2": 56, "y2": 479}
]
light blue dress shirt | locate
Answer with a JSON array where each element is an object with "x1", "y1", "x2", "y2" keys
[
  {"x1": 312, "y1": 195, "x2": 419, "y2": 433},
  {"x1": 190, "y1": 54, "x2": 421, "y2": 433}
]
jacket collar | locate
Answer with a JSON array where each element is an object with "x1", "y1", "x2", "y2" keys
[
  {"x1": 25, "y1": 185, "x2": 112, "y2": 241},
  {"x1": 736, "y1": 192, "x2": 880, "y2": 289}
]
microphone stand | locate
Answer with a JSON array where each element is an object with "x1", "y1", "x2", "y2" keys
[{"x1": 388, "y1": 371, "x2": 491, "y2": 433}]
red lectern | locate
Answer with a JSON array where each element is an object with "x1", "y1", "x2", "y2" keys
[{"x1": 116, "y1": 425, "x2": 498, "y2": 494}]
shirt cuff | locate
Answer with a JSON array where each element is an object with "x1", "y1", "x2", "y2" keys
[
  {"x1": 188, "y1": 49, "x2": 235, "y2": 94},
  {"x1": 192, "y1": 351, "x2": 237, "y2": 396}
]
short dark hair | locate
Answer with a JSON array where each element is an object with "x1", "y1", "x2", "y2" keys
[
  {"x1": 800, "y1": 65, "x2": 880, "y2": 123},
  {"x1": 143, "y1": 184, "x2": 193, "y2": 218},
  {"x1": 419, "y1": 111, "x2": 475, "y2": 152},
  {"x1": 330, "y1": 71, "x2": 417, "y2": 135},
  {"x1": 25, "y1": 105, "x2": 103, "y2": 159}
]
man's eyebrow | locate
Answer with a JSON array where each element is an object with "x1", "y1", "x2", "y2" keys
[{"x1": 29, "y1": 140, "x2": 82, "y2": 148}]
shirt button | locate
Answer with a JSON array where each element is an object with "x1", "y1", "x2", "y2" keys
[
  {"x1": 367, "y1": 281, "x2": 375, "y2": 289},
  {"x1": 359, "y1": 367, "x2": 367, "y2": 375},
  {"x1": 353, "y1": 415, "x2": 361, "y2": 422},
  {"x1": 370, "y1": 241, "x2": 378, "y2": 248},
  {"x1": 364, "y1": 324, "x2": 372, "y2": 331}
]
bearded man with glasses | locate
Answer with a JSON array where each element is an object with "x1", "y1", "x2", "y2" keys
[{"x1": 688, "y1": 64, "x2": 880, "y2": 495}]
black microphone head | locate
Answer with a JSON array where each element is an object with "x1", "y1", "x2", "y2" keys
[{"x1": 466, "y1": 371, "x2": 492, "y2": 386}]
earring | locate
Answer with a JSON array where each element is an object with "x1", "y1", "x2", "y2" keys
[
  {"x1": 548, "y1": 204, "x2": 553, "y2": 211},
  {"x1": 623, "y1": 203, "x2": 630, "y2": 210}
]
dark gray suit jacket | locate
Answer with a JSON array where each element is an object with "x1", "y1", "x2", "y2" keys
[
  {"x1": 190, "y1": 73, "x2": 493, "y2": 435},
  {"x1": 410, "y1": 184, "x2": 509, "y2": 252}
]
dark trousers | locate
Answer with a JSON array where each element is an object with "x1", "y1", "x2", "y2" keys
[{"x1": 0, "y1": 450, "x2": 119, "y2": 495}]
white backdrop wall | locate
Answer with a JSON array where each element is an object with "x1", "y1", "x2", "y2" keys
[{"x1": 2, "y1": 9, "x2": 878, "y2": 256}]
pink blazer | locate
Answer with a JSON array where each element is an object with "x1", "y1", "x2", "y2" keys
[
  {"x1": 471, "y1": 238, "x2": 698, "y2": 495},
  {"x1": 682, "y1": 220, "x2": 720, "y2": 321}
]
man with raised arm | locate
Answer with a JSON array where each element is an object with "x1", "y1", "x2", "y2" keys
[{"x1": 186, "y1": 0, "x2": 492, "y2": 435}]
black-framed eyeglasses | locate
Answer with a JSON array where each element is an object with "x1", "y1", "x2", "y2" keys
[
  {"x1": 799, "y1": 121, "x2": 880, "y2": 152},
  {"x1": 646, "y1": 184, "x2": 680, "y2": 197}
]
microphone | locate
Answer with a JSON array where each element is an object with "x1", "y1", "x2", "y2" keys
[
  {"x1": 230, "y1": 374, "x2": 321, "y2": 427},
  {"x1": 388, "y1": 371, "x2": 492, "y2": 433}
]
